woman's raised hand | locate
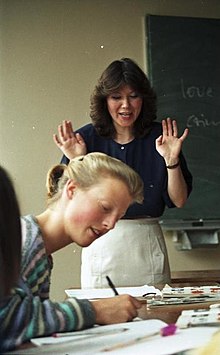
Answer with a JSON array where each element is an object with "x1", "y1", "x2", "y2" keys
[
  {"x1": 155, "y1": 117, "x2": 189, "y2": 166},
  {"x1": 53, "y1": 120, "x2": 87, "y2": 160}
]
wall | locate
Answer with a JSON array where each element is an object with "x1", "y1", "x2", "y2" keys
[{"x1": 1, "y1": 0, "x2": 220, "y2": 301}]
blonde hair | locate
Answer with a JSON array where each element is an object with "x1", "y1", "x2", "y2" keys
[{"x1": 46, "y1": 152, "x2": 143, "y2": 206}]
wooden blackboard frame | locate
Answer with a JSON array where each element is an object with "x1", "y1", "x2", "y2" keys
[{"x1": 146, "y1": 15, "x2": 220, "y2": 222}]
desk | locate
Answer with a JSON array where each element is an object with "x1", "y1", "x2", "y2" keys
[
  {"x1": 139, "y1": 299, "x2": 220, "y2": 325},
  {"x1": 171, "y1": 270, "x2": 220, "y2": 285},
  {"x1": 7, "y1": 283, "x2": 220, "y2": 354}
]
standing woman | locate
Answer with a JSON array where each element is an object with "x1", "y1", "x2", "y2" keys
[{"x1": 54, "y1": 58, "x2": 193, "y2": 288}]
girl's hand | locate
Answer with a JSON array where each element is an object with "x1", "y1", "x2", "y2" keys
[
  {"x1": 53, "y1": 120, "x2": 87, "y2": 160},
  {"x1": 91, "y1": 294, "x2": 142, "y2": 325}
]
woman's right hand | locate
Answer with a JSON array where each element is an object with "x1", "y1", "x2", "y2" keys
[{"x1": 53, "y1": 120, "x2": 87, "y2": 160}]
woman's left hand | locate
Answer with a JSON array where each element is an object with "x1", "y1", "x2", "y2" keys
[{"x1": 155, "y1": 117, "x2": 189, "y2": 166}]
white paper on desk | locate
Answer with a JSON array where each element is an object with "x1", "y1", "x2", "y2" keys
[
  {"x1": 65, "y1": 285, "x2": 161, "y2": 299},
  {"x1": 105, "y1": 327, "x2": 219, "y2": 355},
  {"x1": 31, "y1": 336, "x2": 78, "y2": 346},
  {"x1": 30, "y1": 319, "x2": 165, "y2": 348},
  {"x1": 31, "y1": 324, "x2": 131, "y2": 346},
  {"x1": 27, "y1": 321, "x2": 219, "y2": 355}
]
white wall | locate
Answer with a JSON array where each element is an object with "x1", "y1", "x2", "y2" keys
[{"x1": 1, "y1": 0, "x2": 220, "y2": 301}]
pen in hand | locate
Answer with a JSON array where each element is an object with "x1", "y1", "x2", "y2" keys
[
  {"x1": 106, "y1": 275, "x2": 144, "y2": 322},
  {"x1": 106, "y1": 275, "x2": 119, "y2": 296}
]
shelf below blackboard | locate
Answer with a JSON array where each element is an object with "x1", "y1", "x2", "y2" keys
[{"x1": 159, "y1": 219, "x2": 220, "y2": 231}]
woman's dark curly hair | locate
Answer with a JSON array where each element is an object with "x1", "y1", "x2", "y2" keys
[{"x1": 90, "y1": 58, "x2": 157, "y2": 139}]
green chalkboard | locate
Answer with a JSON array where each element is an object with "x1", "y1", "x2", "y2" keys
[{"x1": 146, "y1": 15, "x2": 220, "y2": 221}]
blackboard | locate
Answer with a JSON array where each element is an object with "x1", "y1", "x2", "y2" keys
[{"x1": 146, "y1": 15, "x2": 220, "y2": 221}]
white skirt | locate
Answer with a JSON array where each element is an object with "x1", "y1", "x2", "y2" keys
[{"x1": 81, "y1": 218, "x2": 171, "y2": 288}]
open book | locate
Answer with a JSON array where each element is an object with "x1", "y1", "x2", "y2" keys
[
  {"x1": 144, "y1": 285, "x2": 220, "y2": 307},
  {"x1": 162, "y1": 285, "x2": 220, "y2": 298}
]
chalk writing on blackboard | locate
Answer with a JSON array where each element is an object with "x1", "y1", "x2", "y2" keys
[
  {"x1": 146, "y1": 15, "x2": 220, "y2": 221},
  {"x1": 180, "y1": 79, "x2": 213, "y2": 99},
  {"x1": 187, "y1": 116, "x2": 220, "y2": 128}
]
